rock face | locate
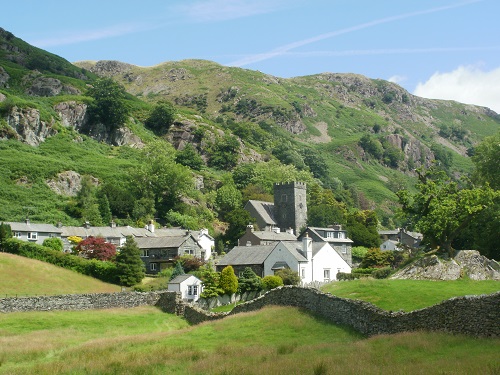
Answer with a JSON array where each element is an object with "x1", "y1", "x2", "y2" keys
[
  {"x1": 7, "y1": 106, "x2": 57, "y2": 146},
  {"x1": 0, "y1": 65, "x2": 9, "y2": 88},
  {"x1": 391, "y1": 250, "x2": 500, "y2": 281},
  {"x1": 46, "y1": 170, "x2": 99, "y2": 196},
  {"x1": 25, "y1": 76, "x2": 80, "y2": 97}
]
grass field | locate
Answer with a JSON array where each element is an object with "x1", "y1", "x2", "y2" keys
[
  {"x1": 321, "y1": 278, "x2": 500, "y2": 311},
  {"x1": 0, "y1": 253, "x2": 120, "y2": 296},
  {"x1": 0, "y1": 306, "x2": 498, "y2": 375}
]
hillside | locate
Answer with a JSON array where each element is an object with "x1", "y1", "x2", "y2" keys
[
  {"x1": 0, "y1": 252, "x2": 120, "y2": 295},
  {"x1": 1, "y1": 27, "x2": 499, "y2": 236}
]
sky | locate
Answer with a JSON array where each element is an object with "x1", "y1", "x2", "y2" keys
[{"x1": 3, "y1": 0, "x2": 500, "y2": 113}]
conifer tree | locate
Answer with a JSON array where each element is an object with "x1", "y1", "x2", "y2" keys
[
  {"x1": 219, "y1": 265, "x2": 238, "y2": 295},
  {"x1": 169, "y1": 260, "x2": 185, "y2": 281},
  {"x1": 115, "y1": 236, "x2": 145, "y2": 286}
]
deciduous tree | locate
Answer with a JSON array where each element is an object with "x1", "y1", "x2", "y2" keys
[
  {"x1": 75, "y1": 236, "x2": 116, "y2": 261},
  {"x1": 86, "y1": 78, "x2": 129, "y2": 129}
]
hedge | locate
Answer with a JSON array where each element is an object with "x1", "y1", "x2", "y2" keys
[{"x1": 3, "y1": 238, "x2": 118, "y2": 284}]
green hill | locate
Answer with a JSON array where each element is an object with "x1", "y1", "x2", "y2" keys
[
  {"x1": 1, "y1": 27, "x2": 499, "y2": 239},
  {"x1": 0, "y1": 252, "x2": 120, "y2": 296}
]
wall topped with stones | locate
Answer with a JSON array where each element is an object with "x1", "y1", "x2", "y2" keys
[{"x1": 1, "y1": 287, "x2": 498, "y2": 338}]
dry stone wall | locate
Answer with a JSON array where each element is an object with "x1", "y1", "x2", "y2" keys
[{"x1": 1, "y1": 287, "x2": 498, "y2": 338}]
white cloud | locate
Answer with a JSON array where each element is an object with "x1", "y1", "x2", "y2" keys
[{"x1": 414, "y1": 65, "x2": 500, "y2": 113}]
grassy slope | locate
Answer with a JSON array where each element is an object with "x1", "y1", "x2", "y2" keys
[
  {"x1": 0, "y1": 306, "x2": 498, "y2": 374},
  {"x1": 321, "y1": 278, "x2": 500, "y2": 311},
  {"x1": 0, "y1": 253, "x2": 120, "y2": 295}
]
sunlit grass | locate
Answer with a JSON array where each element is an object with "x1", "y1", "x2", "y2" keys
[
  {"x1": 321, "y1": 278, "x2": 500, "y2": 311},
  {"x1": 0, "y1": 306, "x2": 498, "y2": 374},
  {"x1": 0, "y1": 253, "x2": 120, "y2": 296}
]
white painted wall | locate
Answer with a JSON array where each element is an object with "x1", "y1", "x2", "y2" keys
[
  {"x1": 310, "y1": 243, "x2": 351, "y2": 282},
  {"x1": 263, "y1": 243, "x2": 301, "y2": 276}
]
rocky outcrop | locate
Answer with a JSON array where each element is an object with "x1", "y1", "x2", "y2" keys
[
  {"x1": 391, "y1": 250, "x2": 500, "y2": 280},
  {"x1": 384, "y1": 133, "x2": 434, "y2": 169},
  {"x1": 46, "y1": 170, "x2": 99, "y2": 196},
  {"x1": 0, "y1": 65, "x2": 9, "y2": 88},
  {"x1": 79, "y1": 121, "x2": 143, "y2": 147},
  {"x1": 6, "y1": 106, "x2": 57, "y2": 146},
  {"x1": 84, "y1": 60, "x2": 135, "y2": 77},
  {"x1": 54, "y1": 101, "x2": 88, "y2": 129},
  {"x1": 25, "y1": 76, "x2": 80, "y2": 97}
]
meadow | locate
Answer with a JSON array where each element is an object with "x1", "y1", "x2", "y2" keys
[{"x1": 0, "y1": 305, "x2": 498, "y2": 375}]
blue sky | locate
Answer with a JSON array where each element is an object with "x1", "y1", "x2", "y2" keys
[{"x1": 3, "y1": 0, "x2": 500, "y2": 112}]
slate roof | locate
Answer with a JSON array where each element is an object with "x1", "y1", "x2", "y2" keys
[
  {"x1": 280, "y1": 241, "x2": 323, "y2": 260},
  {"x1": 134, "y1": 236, "x2": 191, "y2": 249},
  {"x1": 217, "y1": 245, "x2": 276, "y2": 266},
  {"x1": 6, "y1": 221, "x2": 63, "y2": 233},
  {"x1": 169, "y1": 274, "x2": 199, "y2": 284},
  {"x1": 245, "y1": 200, "x2": 276, "y2": 226},
  {"x1": 61, "y1": 226, "x2": 154, "y2": 238},
  {"x1": 250, "y1": 230, "x2": 297, "y2": 241},
  {"x1": 302, "y1": 227, "x2": 353, "y2": 243}
]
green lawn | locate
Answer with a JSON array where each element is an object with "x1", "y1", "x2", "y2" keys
[
  {"x1": 321, "y1": 278, "x2": 500, "y2": 311},
  {"x1": 0, "y1": 306, "x2": 498, "y2": 374},
  {"x1": 0, "y1": 253, "x2": 120, "y2": 296}
]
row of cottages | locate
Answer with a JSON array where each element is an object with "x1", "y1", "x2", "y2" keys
[
  {"x1": 218, "y1": 182, "x2": 353, "y2": 283},
  {"x1": 4, "y1": 219, "x2": 214, "y2": 275}
]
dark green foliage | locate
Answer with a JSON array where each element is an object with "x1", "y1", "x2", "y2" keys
[
  {"x1": 0, "y1": 222, "x2": 12, "y2": 250},
  {"x1": 175, "y1": 144, "x2": 204, "y2": 170},
  {"x1": 86, "y1": 78, "x2": 129, "y2": 129},
  {"x1": 360, "y1": 248, "x2": 393, "y2": 268},
  {"x1": 221, "y1": 208, "x2": 253, "y2": 246},
  {"x1": 145, "y1": 101, "x2": 175, "y2": 135},
  {"x1": 199, "y1": 266, "x2": 223, "y2": 298},
  {"x1": 275, "y1": 268, "x2": 301, "y2": 286},
  {"x1": 382, "y1": 91, "x2": 396, "y2": 104},
  {"x1": 473, "y1": 132, "x2": 500, "y2": 189},
  {"x1": 262, "y1": 275, "x2": 283, "y2": 290},
  {"x1": 359, "y1": 134, "x2": 384, "y2": 159},
  {"x1": 173, "y1": 255, "x2": 205, "y2": 273},
  {"x1": 237, "y1": 267, "x2": 262, "y2": 293},
  {"x1": 430, "y1": 144, "x2": 453, "y2": 171},
  {"x1": 207, "y1": 133, "x2": 239, "y2": 170},
  {"x1": 4, "y1": 238, "x2": 118, "y2": 283},
  {"x1": 346, "y1": 210, "x2": 380, "y2": 248},
  {"x1": 42, "y1": 237, "x2": 63, "y2": 252},
  {"x1": 219, "y1": 265, "x2": 238, "y2": 295},
  {"x1": 169, "y1": 261, "x2": 185, "y2": 281},
  {"x1": 372, "y1": 266, "x2": 392, "y2": 279},
  {"x1": 115, "y1": 236, "x2": 145, "y2": 286},
  {"x1": 307, "y1": 185, "x2": 347, "y2": 227}
]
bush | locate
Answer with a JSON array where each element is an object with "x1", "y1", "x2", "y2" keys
[
  {"x1": 262, "y1": 275, "x2": 283, "y2": 290},
  {"x1": 372, "y1": 266, "x2": 392, "y2": 279},
  {"x1": 336, "y1": 272, "x2": 360, "y2": 281},
  {"x1": 219, "y1": 265, "x2": 238, "y2": 295},
  {"x1": 237, "y1": 267, "x2": 262, "y2": 293},
  {"x1": 274, "y1": 268, "x2": 300, "y2": 286},
  {"x1": 42, "y1": 237, "x2": 64, "y2": 252}
]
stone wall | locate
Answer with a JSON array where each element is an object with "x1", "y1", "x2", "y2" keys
[
  {"x1": 1, "y1": 287, "x2": 498, "y2": 338},
  {"x1": 0, "y1": 291, "x2": 169, "y2": 313}
]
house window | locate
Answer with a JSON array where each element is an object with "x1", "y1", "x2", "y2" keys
[
  {"x1": 142, "y1": 250, "x2": 149, "y2": 257},
  {"x1": 184, "y1": 247, "x2": 194, "y2": 255},
  {"x1": 14, "y1": 232, "x2": 22, "y2": 238},
  {"x1": 281, "y1": 194, "x2": 287, "y2": 202},
  {"x1": 341, "y1": 244, "x2": 347, "y2": 254},
  {"x1": 188, "y1": 285, "x2": 198, "y2": 296},
  {"x1": 301, "y1": 268, "x2": 305, "y2": 278},
  {"x1": 150, "y1": 263, "x2": 157, "y2": 271},
  {"x1": 324, "y1": 269, "x2": 331, "y2": 282},
  {"x1": 27, "y1": 232, "x2": 38, "y2": 241}
]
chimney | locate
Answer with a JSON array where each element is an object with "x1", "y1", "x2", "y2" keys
[
  {"x1": 286, "y1": 227, "x2": 294, "y2": 235},
  {"x1": 302, "y1": 233, "x2": 312, "y2": 260},
  {"x1": 272, "y1": 227, "x2": 280, "y2": 233},
  {"x1": 83, "y1": 221, "x2": 90, "y2": 229},
  {"x1": 110, "y1": 220, "x2": 116, "y2": 228},
  {"x1": 147, "y1": 220, "x2": 155, "y2": 233},
  {"x1": 25, "y1": 218, "x2": 30, "y2": 225},
  {"x1": 246, "y1": 223, "x2": 254, "y2": 233}
]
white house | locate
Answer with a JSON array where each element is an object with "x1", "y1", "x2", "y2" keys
[
  {"x1": 6, "y1": 219, "x2": 63, "y2": 245},
  {"x1": 381, "y1": 239, "x2": 402, "y2": 251},
  {"x1": 217, "y1": 236, "x2": 351, "y2": 283},
  {"x1": 168, "y1": 274, "x2": 203, "y2": 302}
]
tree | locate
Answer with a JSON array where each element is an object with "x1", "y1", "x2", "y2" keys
[
  {"x1": 275, "y1": 268, "x2": 301, "y2": 286},
  {"x1": 346, "y1": 210, "x2": 380, "y2": 248},
  {"x1": 0, "y1": 222, "x2": 12, "y2": 251},
  {"x1": 86, "y1": 78, "x2": 129, "y2": 129},
  {"x1": 145, "y1": 101, "x2": 176, "y2": 135},
  {"x1": 237, "y1": 267, "x2": 262, "y2": 293},
  {"x1": 215, "y1": 180, "x2": 242, "y2": 220},
  {"x1": 169, "y1": 261, "x2": 185, "y2": 281},
  {"x1": 219, "y1": 265, "x2": 238, "y2": 295},
  {"x1": 307, "y1": 185, "x2": 347, "y2": 227},
  {"x1": 397, "y1": 167, "x2": 499, "y2": 256},
  {"x1": 43, "y1": 237, "x2": 63, "y2": 252},
  {"x1": 207, "y1": 133, "x2": 240, "y2": 170},
  {"x1": 115, "y1": 236, "x2": 145, "y2": 286},
  {"x1": 175, "y1": 144, "x2": 204, "y2": 170},
  {"x1": 473, "y1": 132, "x2": 500, "y2": 189},
  {"x1": 222, "y1": 208, "x2": 253, "y2": 247},
  {"x1": 75, "y1": 236, "x2": 116, "y2": 261},
  {"x1": 199, "y1": 266, "x2": 223, "y2": 298}
]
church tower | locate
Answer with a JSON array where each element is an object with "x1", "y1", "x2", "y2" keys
[{"x1": 273, "y1": 182, "x2": 307, "y2": 235}]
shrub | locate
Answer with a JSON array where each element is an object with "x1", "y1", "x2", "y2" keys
[
  {"x1": 75, "y1": 236, "x2": 116, "y2": 261},
  {"x1": 274, "y1": 268, "x2": 301, "y2": 286},
  {"x1": 372, "y1": 266, "x2": 392, "y2": 279},
  {"x1": 145, "y1": 101, "x2": 175, "y2": 135},
  {"x1": 237, "y1": 267, "x2": 262, "y2": 293},
  {"x1": 262, "y1": 275, "x2": 283, "y2": 290},
  {"x1": 0, "y1": 222, "x2": 12, "y2": 250},
  {"x1": 42, "y1": 237, "x2": 64, "y2": 252},
  {"x1": 336, "y1": 272, "x2": 360, "y2": 281},
  {"x1": 219, "y1": 265, "x2": 238, "y2": 295}
]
